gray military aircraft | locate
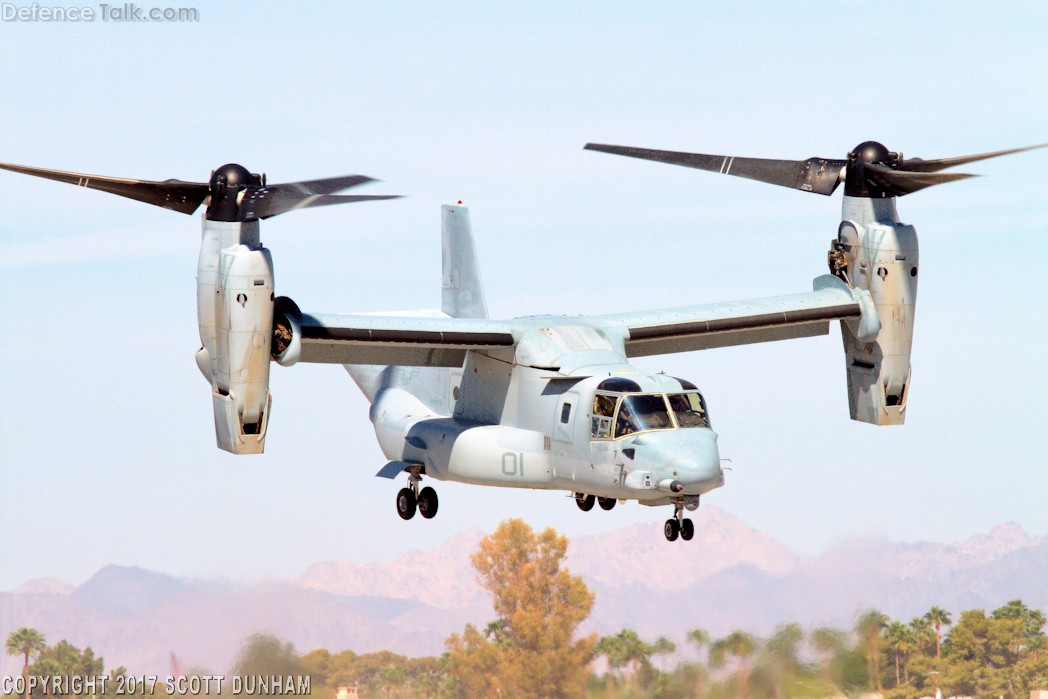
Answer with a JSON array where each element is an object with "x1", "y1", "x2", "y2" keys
[{"x1": 1, "y1": 141, "x2": 1041, "y2": 541}]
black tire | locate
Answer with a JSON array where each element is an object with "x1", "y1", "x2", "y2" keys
[
  {"x1": 680, "y1": 518, "x2": 695, "y2": 541},
  {"x1": 597, "y1": 496, "x2": 617, "y2": 511},
  {"x1": 418, "y1": 486, "x2": 439, "y2": 519},
  {"x1": 396, "y1": 487, "x2": 416, "y2": 520},
  {"x1": 575, "y1": 493, "x2": 595, "y2": 512},
  {"x1": 664, "y1": 519, "x2": 680, "y2": 542}
]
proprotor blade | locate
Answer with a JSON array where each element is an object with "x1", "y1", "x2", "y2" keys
[
  {"x1": 0, "y1": 161, "x2": 209, "y2": 214},
  {"x1": 238, "y1": 175, "x2": 399, "y2": 220},
  {"x1": 584, "y1": 143, "x2": 846, "y2": 195},
  {"x1": 242, "y1": 192, "x2": 403, "y2": 220},
  {"x1": 862, "y1": 163, "x2": 976, "y2": 196},
  {"x1": 900, "y1": 144, "x2": 1047, "y2": 173}
]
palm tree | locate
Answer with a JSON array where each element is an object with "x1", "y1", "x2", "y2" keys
[
  {"x1": 6, "y1": 627, "x2": 46, "y2": 699},
  {"x1": 922, "y1": 606, "x2": 952, "y2": 659},
  {"x1": 762, "y1": 623, "x2": 804, "y2": 699},
  {"x1": 594, "y1": 632, "x2": 628, "y2": 693},
  {"x1": 811, "y1": 626, "x2": 847, "y2": 692},
  {"x1": 855, "y1": 610, "x2": 888, "y2": 692},
  {"x1": 616, "y1": 629, "x2": 652, "y2": 691},
  {"x1": 687, "y1": 629, "x2": 711, "y2": 698},
  {"x1": 883, "y1": 621, "x2": 914, "y2": 686},
  {"x1": 709, "y1": 630, "x2": 758, "y2": 699}
]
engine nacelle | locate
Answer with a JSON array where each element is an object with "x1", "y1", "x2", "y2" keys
[
  {"x1": 196, "y1": 219, "x2": 274, "y2": 454},
  {"x1": 833, "y1": 196, "x2": 918, "y2": 425}
]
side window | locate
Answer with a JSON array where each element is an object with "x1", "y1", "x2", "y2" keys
[
  {"x1": 560, "y1": 402, "x2": 572, "y2": 424},
  {"x1": 591, "y1": 416, "x2": 612, "y2": 439}
]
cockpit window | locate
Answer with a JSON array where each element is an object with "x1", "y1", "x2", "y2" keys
[
  {"x1": 590, "y1": 393, "x2": 616, "y2": 439},
  {"x1": 597, "y1": 377, "x2": 642, "y2": 393},
  {"x1": 593, "y1": 393, "x2": 616, "y2": 417},
  {"x1": 615, "y1": 394, "x2": 673, "y2": 438},
  {"x1": 667, "y1": 392, "x2": 710, "y2": 428}
]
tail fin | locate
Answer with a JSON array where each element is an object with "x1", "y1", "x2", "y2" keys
[{"x1": 441, "y1": 204, "x2": 488, "y2": 319}]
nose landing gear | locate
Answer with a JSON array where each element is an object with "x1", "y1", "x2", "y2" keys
[
  {"x1": 665, "y1": 499, "x2": 696, "y2": 542},
  {"x1": 396, "y1": 472, "x2": 439, "y2": 520}
]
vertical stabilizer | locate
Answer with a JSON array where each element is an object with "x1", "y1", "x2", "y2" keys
[{"x1": 441, "y1": 205, "x2": 488, "y2": 319}]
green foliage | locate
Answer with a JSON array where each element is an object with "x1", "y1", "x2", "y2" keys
[
  {"x1": 6, "y1": 553, "x2": 1044, "y2": 699},
  {"x1": 231, "y1": 633, "x2": 302, "y2": 678},
  {"x1": 5, "y1": 629, "x2": 46, "y2": 699},
  {"x1": 5, "y1": 629, "x2": 47, "y2": 665},
  {"x1": 594, "y1": 629, "x2": 677, "y2": 694}
]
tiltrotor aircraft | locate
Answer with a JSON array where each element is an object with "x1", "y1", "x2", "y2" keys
[{"x1": 1, "y1": 140, "x2": 1041, "y2": 541}]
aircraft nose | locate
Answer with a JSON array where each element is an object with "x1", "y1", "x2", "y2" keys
[
  {"x1": 630, "y1": 430, "x2": 723, "y2": 493},
  {"x1": 670, "y1": 452, "x2": 723, "y2": 488}
]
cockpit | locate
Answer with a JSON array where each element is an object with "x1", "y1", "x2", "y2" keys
[{"x1": 589, "y1": 377, "x2": 710, "y2": 440}]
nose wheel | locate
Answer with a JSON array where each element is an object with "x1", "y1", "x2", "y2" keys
[
  {"x1": 665, "y1": 501, "x2": 695, "y2": 542},
  {"x1": 396, "y1": 473, "x2": 438, "y2": 520}
]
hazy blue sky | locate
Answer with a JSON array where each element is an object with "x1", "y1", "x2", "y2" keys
[{"x1": 0, "y1": 2, "x2": 1045, "y2": 590}]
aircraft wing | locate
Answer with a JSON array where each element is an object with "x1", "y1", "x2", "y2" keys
[
  {"x1": 588, "y1": 275, "x2": 874, "y2": 357},
  {"x1": 289, "y1": 311, "x2": 517, "y2": 367},
  {"x1": 282, "y1": 276, "x2": 875, "y2": 367}
]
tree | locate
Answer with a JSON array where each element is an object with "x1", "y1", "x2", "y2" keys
[
  {"x1": 991, "y1": 599, "x2": 1046, "y2": 653},
  {"x1": 231, "y1": 634, "x2": 302, "y2": 698},
  {"x1": 6, "y1": 628, "x2": 46, "y2": 699},
  {"x1": 709, "y1": 630, "x2": 758, "y2": 699},
  {"x1": 923, "y1": 606, "x2": 952, "y2": 660},
  {"x1": 942, "y1": 607, "x2": 1048, "y2": 699},
  {"x1": 446, "y1": 624, "x2": 502, "y2": 697},
  {"x1": 445, "y1": 519, "x2": 596, "y2": 698},
  {"x1": 300, "y1": 649, "x2": 331, "y2": 689},
  {"x1": 32, "y1": 640, "x2": 104, "y2": 678},
  {"x1": 811, "y1": 626, "x2": 847, "y2": 691},
  {"x1": 761, "y1": 623, "x2": 804, "y2": 699},
  {"x1": 594, "y1": 629, "x2": 675, "y2": 693},
  {"x1": 855, "y1": 610, "x2": 888, "y2": 692},
  {"x1": 883, "y1": 621, "x2": 914, "y2": 687},
  {"x1": 686, "y1": 629, "x2": 711, "y2": 698}
]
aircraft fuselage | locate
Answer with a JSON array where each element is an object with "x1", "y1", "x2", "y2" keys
[{"x1": 355, "y1": 324, "x2": 725, "y2": 507}]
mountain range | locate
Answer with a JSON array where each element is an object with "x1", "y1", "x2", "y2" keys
[{"x1": 2, "y1": 507, "x2": 1045, "y2": 676}]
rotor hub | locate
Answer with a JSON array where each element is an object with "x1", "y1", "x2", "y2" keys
[
  {"x1": 850, "y1": 141, "x2": 891, "y2": 166},
  {"x1": 845, "y1": 141, "x2": 899, "y2": 198},
  {"x1": 209, "y1": 163, "x2": 256, "y2": 191},
  {"x1": 207, "y1": 163, "x2": 263, "y2": 221}
]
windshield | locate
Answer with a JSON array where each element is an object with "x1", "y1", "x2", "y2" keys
[
  {"x1": 615, "y1": 394, "x2": 673, "y2": 438},
  {"x1": 667, "y1": 392, "x2": 710, "y2": 428}
]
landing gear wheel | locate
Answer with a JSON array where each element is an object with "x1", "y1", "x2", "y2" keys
[
  {"x1": 575, "y1": 493, "x2": 595, "y2": 512},
  {"x1": 664, "y1": 518, "x2": 680, "y2": 542},
  {"x1": 680, "y1": 518, "x2": 695, "y2": 541},
  {"x1": 417, "y1": 486, "x2": 439, "y2": 519},
  {"x1": 396, "y1": 487, "x2": 417, "y2": 520},
  {"x1": 598, "y1": 496, "x2": 617, "y2": 511}
]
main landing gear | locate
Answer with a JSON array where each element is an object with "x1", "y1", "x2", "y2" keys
[
  {"x1": 664, "y1": 499, "x2": 695, "y2": 542},
  {"x1": 574, "y1": 492, "x2": 618, "y2": 512},
  {"x1": 397, "y1": 472, "x2": 438, "y2": 520}
]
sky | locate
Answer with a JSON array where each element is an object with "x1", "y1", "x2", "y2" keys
[{"x1": 0, "y1": 2, "x2": 1045, "y2": 591}]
